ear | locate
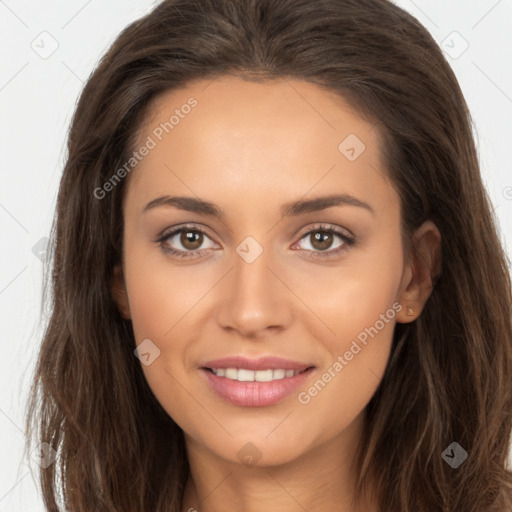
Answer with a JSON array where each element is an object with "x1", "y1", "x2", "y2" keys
[
  {"x1": 396, "y1": 220, "x2": 441, "y2": 323},
  {"x1": 110, "y1": 263, "x2": 131, "y2": 319}
]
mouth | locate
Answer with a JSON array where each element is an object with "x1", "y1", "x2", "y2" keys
[{"x1": 200, "y1": 356, "x2": 316, "y2": 407}]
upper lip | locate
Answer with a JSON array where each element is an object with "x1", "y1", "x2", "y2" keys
[{"x1": 202, "y1": 356, "x2": 314, "y2": 372}]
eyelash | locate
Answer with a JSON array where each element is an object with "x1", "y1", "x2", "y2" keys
[{"x1": 155, "y1": 223, "x2": 356, "y2": 260}]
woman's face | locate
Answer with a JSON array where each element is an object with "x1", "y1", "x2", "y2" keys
[{"x1": 113, "y1": 76, "x2": 432, "y2": 468}]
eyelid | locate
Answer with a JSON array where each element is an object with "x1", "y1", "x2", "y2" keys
[
  {"x1": 294, "y1": 223, "x2": 354, "y2": 243},
  {"x1": 157, "y1": 222, "x2": 217, "y2": 242}
]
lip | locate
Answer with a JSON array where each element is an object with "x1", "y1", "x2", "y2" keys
[
  {"x1": 202, "y1": 355, "x2": 313, "y2": 372},
  {"x1": 202, "y1": 367, "x2": 314, "y2": 407}
]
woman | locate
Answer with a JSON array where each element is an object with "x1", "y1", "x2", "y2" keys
[{"x1": 25, "y1": 0, "x2": 512, "y2": 510}]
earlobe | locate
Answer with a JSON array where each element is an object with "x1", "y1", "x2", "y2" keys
[
  {"x1": 110, "y1": 264, "x2": 131, "y2": 319},
  {"x1": 396, "y1": 220, "x2": 441, "y2": 323}
]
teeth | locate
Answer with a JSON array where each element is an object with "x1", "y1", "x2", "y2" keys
[
  {"x1": 210, "y1": 368, "x2": 302, "y2": 381},
  {"x1": 273, "y1": 369, "x2": 285, "y2": 379},
  {"x1": 225, "y1": 368, "x2": 238, "y2": 379}
]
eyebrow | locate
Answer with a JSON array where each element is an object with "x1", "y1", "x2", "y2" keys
[{"x1": 142, "y1": 193, "x2": 375, "y2": 217}]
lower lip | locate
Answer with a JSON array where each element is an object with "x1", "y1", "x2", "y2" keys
[{"x1": 201, "y1": 367, "x2": 314, "y2": 407}]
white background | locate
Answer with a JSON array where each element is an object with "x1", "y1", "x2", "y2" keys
[{"x1": 1, "y1": 0, "x2": 511, "y2": 509}]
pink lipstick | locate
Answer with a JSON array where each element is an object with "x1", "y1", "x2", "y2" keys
[{"x1": 201, "y1": 356, "x2": 315, "y2": 407}]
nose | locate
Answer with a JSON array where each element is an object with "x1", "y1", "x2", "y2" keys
[{"x1": 215, "y1": 240, "x2": 294, "y2": 339}]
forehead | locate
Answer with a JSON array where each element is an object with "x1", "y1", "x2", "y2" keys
[
  {"x1": 125, "y1": 76, "x2": 394, "y2": 217},
  {"x1": 138, "y1": 76, "x2": 378, "y2": 152}
]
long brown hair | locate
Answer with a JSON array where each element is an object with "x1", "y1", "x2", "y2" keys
[{"x1": 25, "y1": 0, "x2": 512, "y2": 510}]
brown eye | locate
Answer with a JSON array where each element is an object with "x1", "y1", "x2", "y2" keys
[
  {"x1": 310, "y1": 230, "x2": 334, "y2": 251},
  {"x1": 158, "y1": 224, "x2": 218, "y2": 259},
  {"x1": 180, "y1": 230, "x2": 203, "y2": 250},
  {"x1": 294, "y1": 224, "x2": 355, "y2": 258}
]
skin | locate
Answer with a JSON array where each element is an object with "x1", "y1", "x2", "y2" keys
[{"x1": 111, "y1": 76, "x2": 441, "y2": 512}]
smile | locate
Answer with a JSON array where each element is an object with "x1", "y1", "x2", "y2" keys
[{"x1": 201, "y1": 366, "x2": 315, "y2": 407}]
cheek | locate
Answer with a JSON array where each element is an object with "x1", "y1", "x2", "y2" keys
[
  {"x1": 282, "y1": 228, "x2": 403, "y2": 345},
  {"x1": 124, "y1": 265, "x2": 200, "y2": 432},
  {"x1": 124, "y1": 239, "x2": 217, "y2": 342},
  {"x1": 295, "y1": 310, "x2": 397, "y2": 447}
]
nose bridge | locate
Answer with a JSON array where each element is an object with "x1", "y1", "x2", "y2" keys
[
  {"x1": 234, "y1": 236, "x2": 273, "y2": 296},
  {"x1": 215, "y1": 234, "x2": 292, "y2": 335}
]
